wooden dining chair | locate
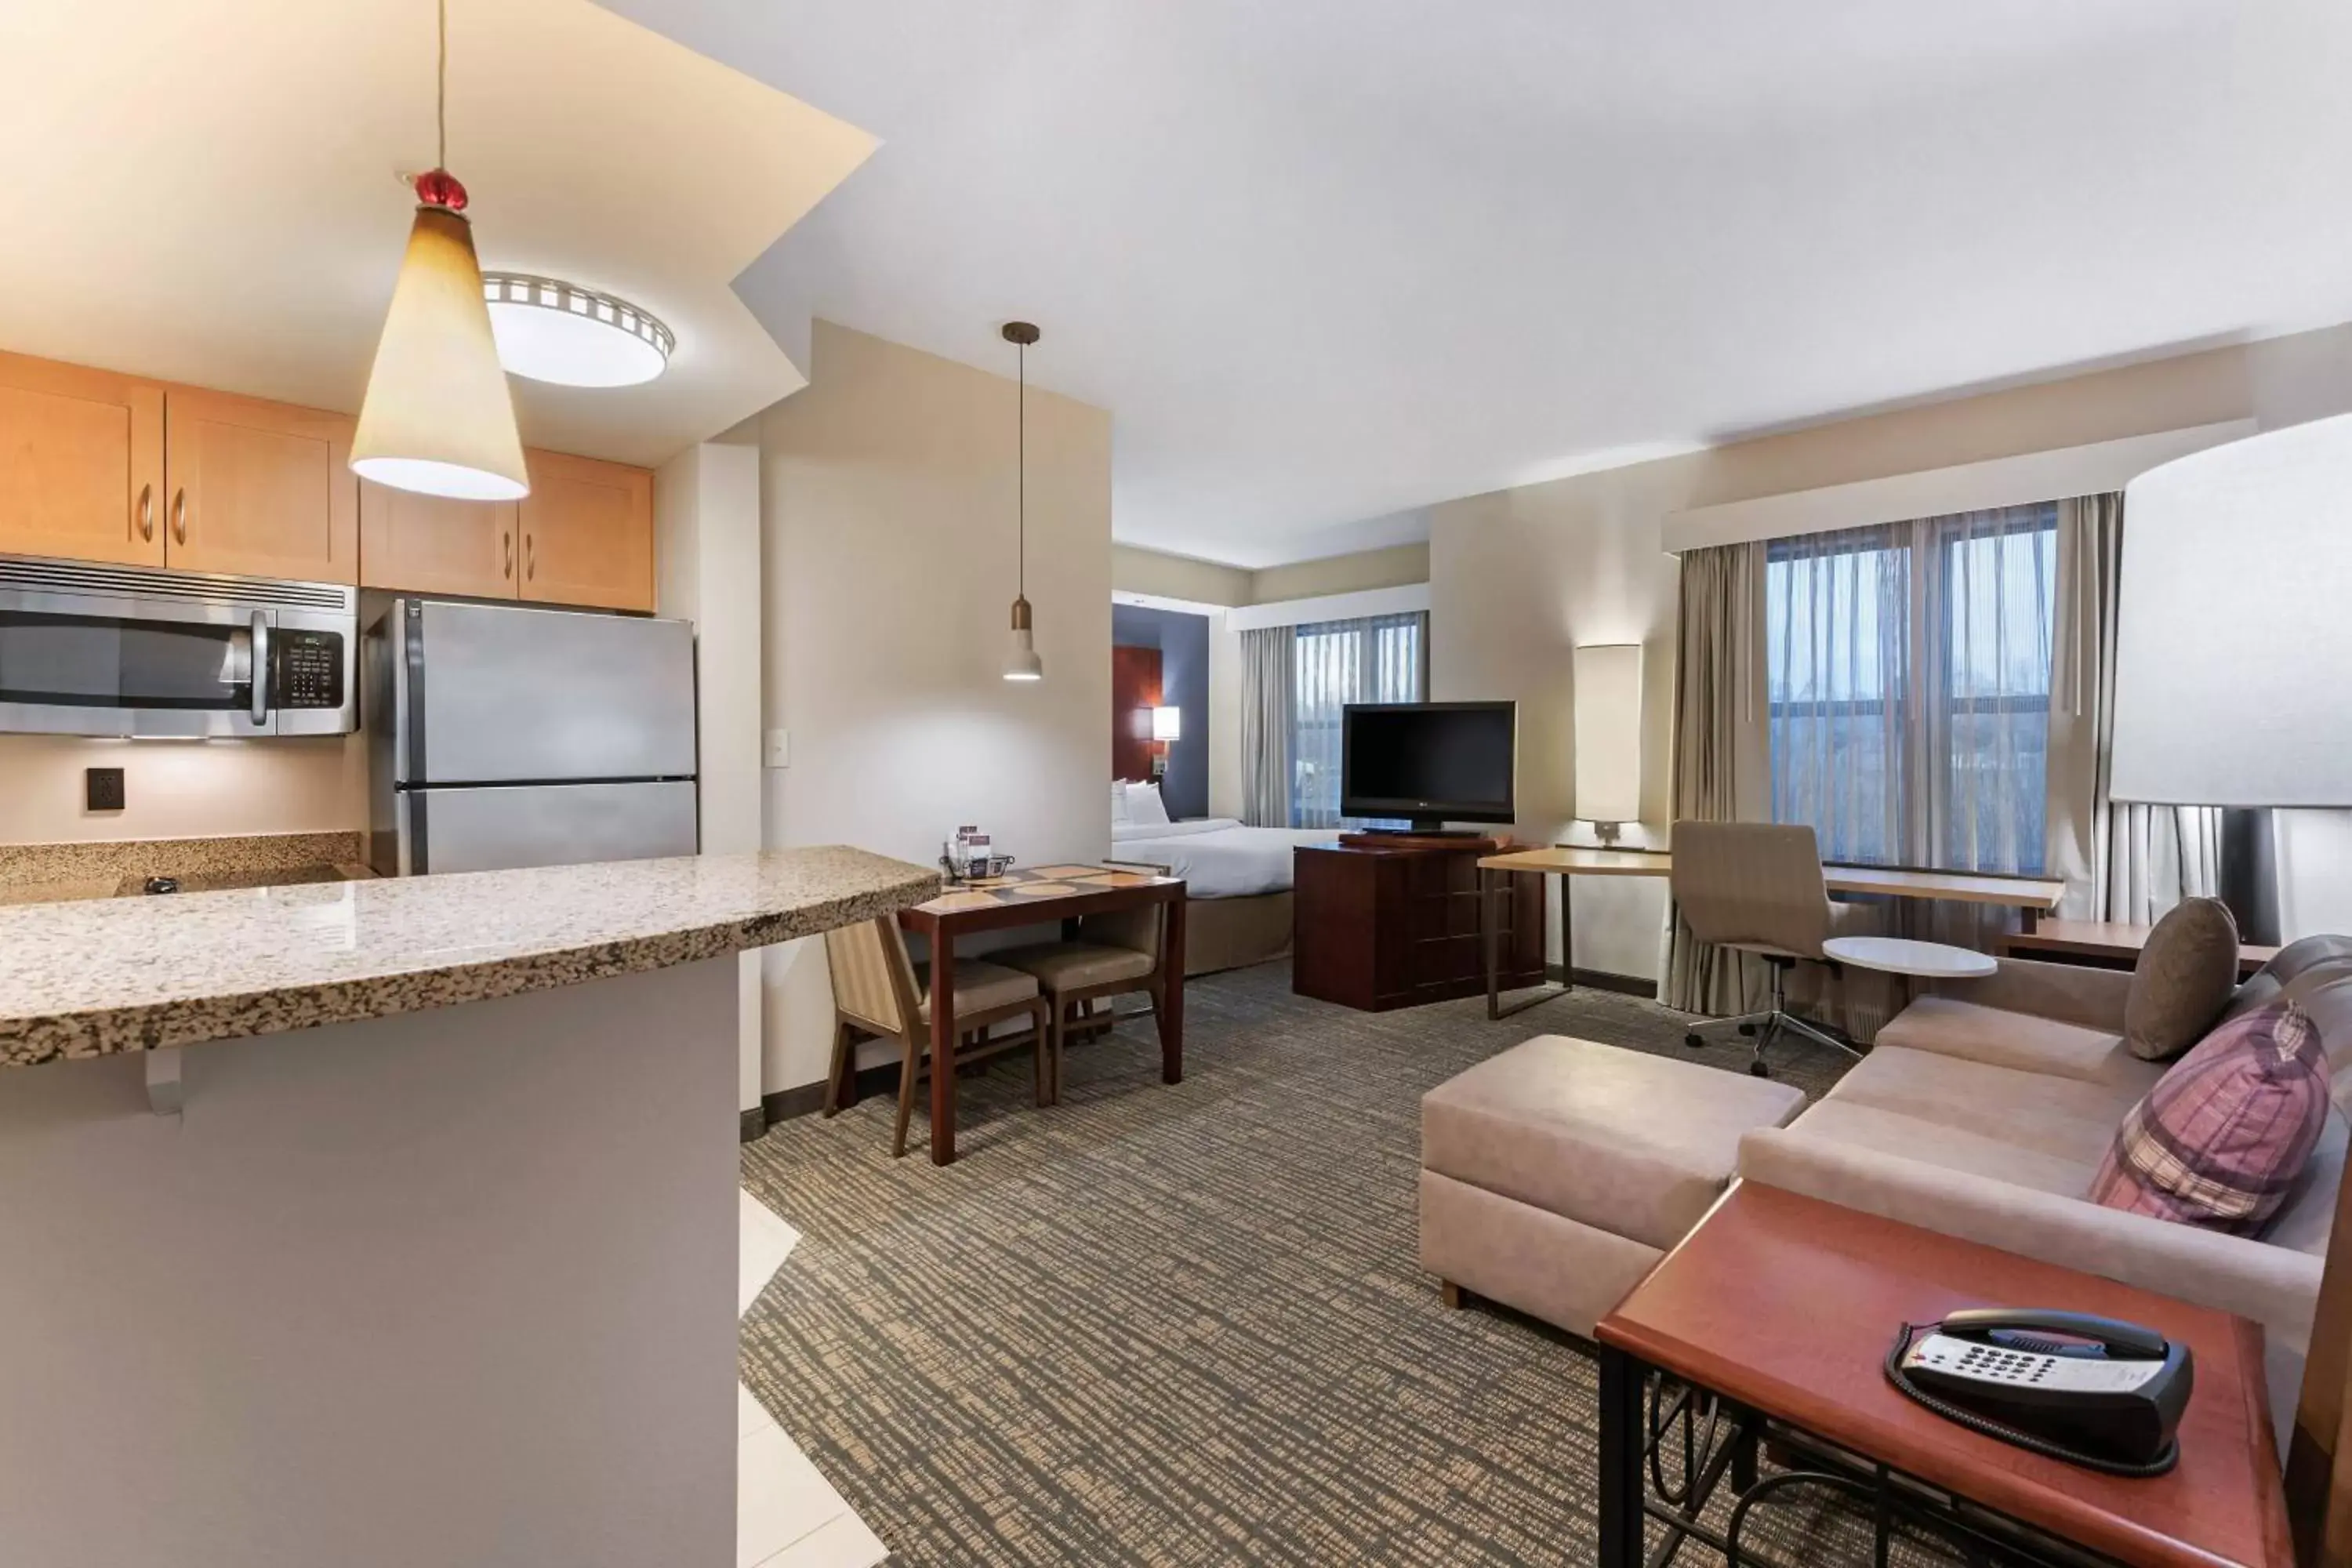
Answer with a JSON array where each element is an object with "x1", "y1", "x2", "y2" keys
[
  {"x1": 996, "y1": 903, "x2": 1167, "y2": 1104},
  {"x1": 820, "y1": 916, "x2": 1053, "y2": 1157}
]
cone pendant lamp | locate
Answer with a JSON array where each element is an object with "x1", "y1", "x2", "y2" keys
[
  {"x1": 350, "y1": 0, "x2": 529, "y2": 502},
  {"x1": 1001, "y1": 321, "x2": 1044, "y2": 682}
]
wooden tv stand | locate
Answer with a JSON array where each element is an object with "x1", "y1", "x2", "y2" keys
[{"x1": 1293, "y1": 834, "x2": 1544, "y2": 1011}]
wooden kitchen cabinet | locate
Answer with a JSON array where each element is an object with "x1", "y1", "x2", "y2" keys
[
  {"x1": 359, "y1": 482, "x2": 518, "y2": 598},
  {"x1": 0, "y1": 351, "x2": 166, "y2": 568},
  {"x1": 163, "y1": 388, "x2": 358, "y2": 583},
  {"x1": 519, "y1": 448, "x2": 655, "y2": 612}
]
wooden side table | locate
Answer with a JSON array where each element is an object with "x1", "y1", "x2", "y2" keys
[
  {"x1": 2000, "y1": 919, "x2": 2281, "y2": 978},
  {"x1": 1595, "y1": 1183, "x2": 2292, "y2": 1567}
]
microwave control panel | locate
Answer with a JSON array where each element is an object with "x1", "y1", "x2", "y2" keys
[{"x1": 274, "y1": 629, "x2": 346, "y2": 710}]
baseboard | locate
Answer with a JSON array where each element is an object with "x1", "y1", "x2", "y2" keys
[
  {"x1": 757, "y1": 1063, "x2": 899, "y2": 1133},
  {"x1": 1545, "y1": 964, "x2": 1656, "y2": 999},
  {"x1": 739, "y1": 1106, "x2": 768, "y2": 1144}
]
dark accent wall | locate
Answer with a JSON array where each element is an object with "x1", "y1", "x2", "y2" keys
[{"x1": 1111, "y1": 603, "x2": 1210, "y2": 819}]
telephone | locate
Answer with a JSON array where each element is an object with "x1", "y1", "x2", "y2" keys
[{"x1": 1885, "y1": 1308, "x2": 2194, "y2": 1477}]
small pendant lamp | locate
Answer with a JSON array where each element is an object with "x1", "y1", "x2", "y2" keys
[
  {"x1": 350, "y1": 0, "x2": 530, "y2": 502},
  {"x1": 1001, "y1": 321, "x2": 1044, "y2": 682}
]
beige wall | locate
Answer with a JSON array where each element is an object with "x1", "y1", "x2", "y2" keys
[
  {"x1": 1111, "y1": 545, "x2": 1250, "y2": 607},
  {"x1": 756, "y1": 321, "x2": 1113, "y2": 1094},
  {"x1": 1249, "y1": 542, "x2": 1429, "y2": 604},
  {"x1": 0, "y1": 735, "x2": 364, "y2": 845},
  {"x1": 1434, "y1": 320, "x2": 2352, "y2": 979},
  {"x1": 1112, "y1": 539, "x2": 1430, "y2": 608},
  {"x1": 656, "y1": 438, "x2": 767, "y2": 1117}
]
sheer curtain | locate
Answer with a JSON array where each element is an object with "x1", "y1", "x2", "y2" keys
[
  {"x1": 1767, "y1": 503, "x2": 2059, "y2": 945},
  {"x1": 1291, "y1": 612, "x2": 1427, "y2": 828}
]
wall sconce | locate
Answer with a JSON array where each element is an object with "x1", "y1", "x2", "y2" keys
[
  {"x1": 1573, "y1": 644, "x2": 1642, "y2": 845},
  {"x1": 1151, "y1": 705, "x2": 1181, "y2": 777}
]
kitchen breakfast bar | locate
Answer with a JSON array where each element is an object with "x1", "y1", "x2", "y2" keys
[{"x1": 0, "y1": 847, "x2": 937, "y2": 1568}]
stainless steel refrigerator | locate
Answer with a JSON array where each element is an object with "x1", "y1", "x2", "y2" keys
[{"x1": 367, "y1": 597, "x2": 698, "y2": 876}]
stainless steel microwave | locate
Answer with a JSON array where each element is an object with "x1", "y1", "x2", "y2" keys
[{"x1": 0, "y1": 554, "x2": 357, "y2": 738}]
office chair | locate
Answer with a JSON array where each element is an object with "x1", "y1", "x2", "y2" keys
[{"x1": 1670, "y1": 820, "x2": 1878, "y2": 1076}]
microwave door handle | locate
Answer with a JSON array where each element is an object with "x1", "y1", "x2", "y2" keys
[{"x1": 249, "y1": 612, "x2": 270, "y2": 727}]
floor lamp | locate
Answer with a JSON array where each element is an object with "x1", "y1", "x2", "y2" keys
[{"x1": 2111, "y1": 414, "x2": 2352, "y2": 1565}]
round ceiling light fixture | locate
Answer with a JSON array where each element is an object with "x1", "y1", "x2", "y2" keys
[{"x1": 482, "y1": 273, "x2": 675, "y2": 387}]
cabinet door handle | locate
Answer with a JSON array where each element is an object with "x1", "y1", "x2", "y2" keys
[
  {"x1": 172, "y1": 488, "x2": 187, "y2": 546},
  {"x1": 138, "y1": 484, "x2": 154, "y2": 542},
  {"x1": 503, "y1": 531, "x2": 514, "y2": 579},
  {"x1": 525, "y1": 534, "x2": 535, "y2": 581}
]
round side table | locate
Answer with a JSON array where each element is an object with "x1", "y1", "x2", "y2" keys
[{"x1": 1821, "y1": 935, "x2": 1997, "y2": 981}]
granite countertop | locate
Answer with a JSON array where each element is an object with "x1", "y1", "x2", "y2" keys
[{"x1": 0, "y1": 848, "x2": 939, "y2": 1067}]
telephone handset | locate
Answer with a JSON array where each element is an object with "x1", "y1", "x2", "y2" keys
[{"x1": 1885, "y1": 1308, "x2": 2194, "y2": 1477}]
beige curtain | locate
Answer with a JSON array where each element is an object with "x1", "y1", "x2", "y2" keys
[
  {"x1": 1238, "y1": 625, "x2": 1296, "y2": 827},
  {"x1": 1660, "y1": 542, "x2": 1773, "y2": 1015},
  {"x1": 2044, "y1": 492, "x2": 2223, "y2": 923}
]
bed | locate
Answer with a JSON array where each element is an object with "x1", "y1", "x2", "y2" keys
[{"x1": 1109, "y1": 815, "x2": 1338, "y2": 975}]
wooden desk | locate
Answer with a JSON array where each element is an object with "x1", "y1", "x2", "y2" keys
[
  {"x1": 1595, "y1": 1184, "x2": 2291, "y2": 1568},
  {"x1": 2003, "y1": 919, "x2": 2281, "y2": 978},
  {"x1": 898, "y1": 864, "x2": 1186, "y2": 1166},
  {"x1": 1475, "y1": 845, "x2": 2067, "y2": 1018}
]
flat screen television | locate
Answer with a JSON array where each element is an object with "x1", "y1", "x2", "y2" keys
[{"x1": 1340, "y1": 701, "x2": 1517, "y2": 832}]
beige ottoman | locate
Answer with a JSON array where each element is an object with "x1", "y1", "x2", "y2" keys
[{"x1": 1420, "y1": 1035, "x2": 1807, "y2": 1336}]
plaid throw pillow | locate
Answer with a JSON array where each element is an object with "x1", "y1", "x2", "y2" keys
[{"x1": 2089, "y1": 1000, "x2": 2330, "y2": 1235}]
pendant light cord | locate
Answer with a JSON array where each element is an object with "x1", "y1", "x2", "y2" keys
[
  {"x1": 1017, "y1": 340, "x2": 1026, "y2": 600},
  {"x1": 436, "y1": 0, "x2": 448, "y2": 169}
]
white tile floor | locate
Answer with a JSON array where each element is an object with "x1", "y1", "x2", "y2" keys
[{"x1": 738, "y1": 1190, "x2": 890, "y2": 1568}]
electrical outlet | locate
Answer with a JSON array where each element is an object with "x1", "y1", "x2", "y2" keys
[
  {"x1": 764, "y1": 728, "x2": 789, "y2": 769},
  {"x1": 85, "y1": 767, "x2": 125, "y2": 812}
]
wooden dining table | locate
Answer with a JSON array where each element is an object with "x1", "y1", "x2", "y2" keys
[{"x1": 898, "y1": 863, "x2": 1188, "y2": 1165}]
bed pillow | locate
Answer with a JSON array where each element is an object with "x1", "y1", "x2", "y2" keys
[
  {"x1": 2125, "y1": 896, "x2": 2242, "y2": 1062},
  {"x1": 1110, "y1": 780, "x2": 1131, "y2": 826},
  {"x1": 2089, "y1": 1000, "x2": 2329, "y2": 1235},
  {"x1": 1125, "y1": 781, "x2": 1172, "y2": 827}
]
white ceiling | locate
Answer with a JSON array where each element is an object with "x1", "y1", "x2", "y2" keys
[
  {"x1": 608, "y1": 0, "x2": 2352, "y2": 567},
  {"x1": 0, "y1": 0, "x2": 873, "y2": 468}
]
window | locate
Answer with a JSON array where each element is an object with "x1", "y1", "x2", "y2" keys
[
  {"x1": 1292, "y1": 612, "x2": 1425, "y2": 828},
  {"x1": 1766, "y1": 504, "x2": 2056, "y2": 873}
]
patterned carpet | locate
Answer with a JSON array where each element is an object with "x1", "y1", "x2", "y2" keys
[{"x1": 739, "y1": 962, "x2": 1922, "y2": 1566}]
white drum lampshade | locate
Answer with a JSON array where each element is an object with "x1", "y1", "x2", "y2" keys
[
  {"x1": 1152, "y1": 706, "x2": 1182, "y2": 743},
  {"x1": 2112, "y1": 414, "x2": 2352, "y2": 808},
  {"x1": 1573, "y1": 644, "x2": 1643, "y2": 826}
]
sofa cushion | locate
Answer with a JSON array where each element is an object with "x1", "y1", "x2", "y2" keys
[
  {"x1": 2125, "y1": 896, "x2": 2242, "y2": 1062},
  {"x1": 1874, "y1": 996, "x2": 2160, "y2": 1091},
  {"x1": 1824, "y1": 1045, "x2": 2144, "y2": 1167},
  {"x1": 2092, "y1": 1002, "x2": 2332, "y2": 1234},
  {"x1": 1780, "y1": 1098, "x2": 2102, "y2": 1199},
  {"x1": 1421, "y1": 1036, "x2": 1805, "y2": 1251}
]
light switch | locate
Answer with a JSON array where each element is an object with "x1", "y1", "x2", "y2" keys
[{"x1": 764, "y1": 729, "x2": 789, "y2": 769}]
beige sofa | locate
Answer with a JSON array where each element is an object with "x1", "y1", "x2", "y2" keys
[{"x1": 1739, "y1": 934, "x2": 2352, "y2": 1435}]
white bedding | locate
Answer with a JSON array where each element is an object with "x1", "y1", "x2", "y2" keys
[{"x1": 1109, "y1": 818, "x2": 1338, "y2": 899}]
